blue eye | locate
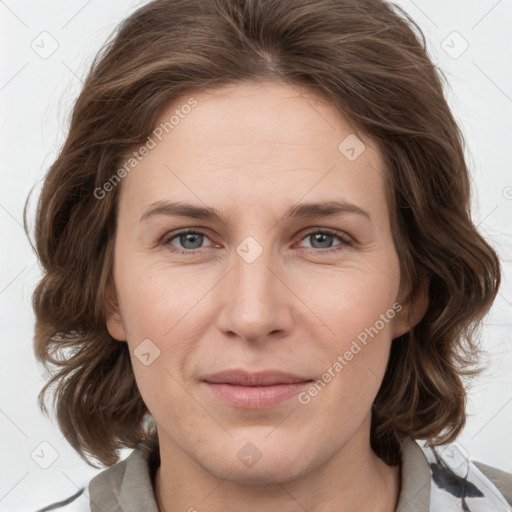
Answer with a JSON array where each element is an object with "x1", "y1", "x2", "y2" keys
[
  {"x1": 299, "y1": 230, "x2": 352, "y2": 252},
  {"x1": 161, "y1": 228, "x2": 352, "y2": 255},
  {"x1": 163, "y1": 230, "x2": 212, "y2": 253}
]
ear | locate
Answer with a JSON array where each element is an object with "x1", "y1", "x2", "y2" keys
[
  {"x1": 105, "y1": 281, "x2": 128, "y2": 341},
  {"x1": 392, "y1": 276, "x2": 429, "y2": 339}
]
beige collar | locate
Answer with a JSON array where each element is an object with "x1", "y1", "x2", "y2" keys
[{"x1": 395, "y1": 436, "x2": 431, "y2": 511}]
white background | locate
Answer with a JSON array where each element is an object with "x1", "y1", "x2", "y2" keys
[{"x1": 1, "y1": 0, "x2": 511, "y2": 510}]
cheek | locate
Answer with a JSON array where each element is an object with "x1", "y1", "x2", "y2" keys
[
  {"x1": 292, "y1": 251, "x2": 401, "y2": 342},
  {"x1": 115, "y1": 250, "x2": 209, "y2": 339},
  {"x1": 129, "y1": 355, "x2": 201, "y2": 439},
  {"x1": 291, "y1": 252, "x2": 400, "y2": 403}
]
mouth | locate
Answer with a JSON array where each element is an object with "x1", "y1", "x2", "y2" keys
[{"x1": 200, "y1": 369, "x2": 314, "y2": 409}]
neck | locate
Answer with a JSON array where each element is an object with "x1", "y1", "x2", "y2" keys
[{"x1": 154, "y1": 426, "x2": 401, "y2": 512}]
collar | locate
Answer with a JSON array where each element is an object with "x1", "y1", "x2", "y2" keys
[
  {"x1": 87, "y1": 435, "x2": 510, "y2": 512},
  {"x1": 395, "y1": 436, "x2": 431, "y2": 511}
]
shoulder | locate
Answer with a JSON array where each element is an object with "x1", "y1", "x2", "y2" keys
[
  {"x1": 474, "y1": 460, "x2": 512, "y2": 505},
  {"x1": 415, "y1": 438, "x2": 512, "y2": 510},
  {"x1": 34, "y1": 458, "x2": 130, "y2": 512},
  {"x1": 34, "y1": 439, "x2": 160, "y2": 512},
  {"x1": 396, "y1": 436, "x2": 512, "y2": 512}
]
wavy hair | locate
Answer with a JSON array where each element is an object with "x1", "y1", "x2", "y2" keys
[{"x1": 25, "y1": 0, "x2": 501, "y2": 467}]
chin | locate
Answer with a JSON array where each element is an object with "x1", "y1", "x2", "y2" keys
[
  {"x1": 194, "y1": 435, "x2": 321, "y2": 485},
  {"x1": 205, "y1": 457, "x2": 312, "y2": 485}
]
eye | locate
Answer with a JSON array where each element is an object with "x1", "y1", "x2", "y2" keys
[
  {"x1": 162, "y1": 229, "x2": 214, "y2": 253},
  {"x1": 161, "y1": 228, "x2": 352, "y2": 255},
  {"x1": 297, "y1": 229, "x2": 352, "y2": 253}
]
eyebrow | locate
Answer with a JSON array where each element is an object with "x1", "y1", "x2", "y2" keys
[{"x1": 140, "y1": 200, "x2": 371, "y2": 225}]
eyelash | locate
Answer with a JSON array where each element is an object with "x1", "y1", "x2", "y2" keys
[{"x1": 160, "y1": 228, "x2": 353, "y2": 256}]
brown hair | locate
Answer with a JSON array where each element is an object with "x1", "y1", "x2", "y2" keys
[{"x1": 25, "y1": 0, "x2": 501, "y2": 468}]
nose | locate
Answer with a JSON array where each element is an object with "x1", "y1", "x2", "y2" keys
[{"x1": 215, "y1": 236, "x2": 295, "y2": 344}]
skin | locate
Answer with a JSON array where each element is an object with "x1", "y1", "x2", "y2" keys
[{"x1": 106, "y1": 81, "x2": 428, "y2": 512}]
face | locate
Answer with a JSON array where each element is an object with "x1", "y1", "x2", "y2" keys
[{"x1": 106, "y1": 81, "x2": 424, "y2": 483}]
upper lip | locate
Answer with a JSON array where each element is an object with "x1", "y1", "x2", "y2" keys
[{"x1": 201, "y1": 369, "x2": 313, "y2": 386}]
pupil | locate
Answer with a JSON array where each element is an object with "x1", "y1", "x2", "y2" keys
[
  {"x1": 182, "y1": 233, "x2": 202, "y2": 249},
  {"x1": 312, "y1": 233, "x2": 332, "y2": 249}
]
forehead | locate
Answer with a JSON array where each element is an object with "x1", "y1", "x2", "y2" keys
[{"x1": 117, "y1": 81, "x2": 389, "y2": 227}]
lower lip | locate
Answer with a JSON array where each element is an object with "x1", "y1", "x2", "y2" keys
[{"x1": 202, "y1": 381, "x2": 312, "y2": 409}]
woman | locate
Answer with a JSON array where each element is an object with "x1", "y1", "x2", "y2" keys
[{"x1": 28, "y1": 0, "x2": 512, "y2": 511}]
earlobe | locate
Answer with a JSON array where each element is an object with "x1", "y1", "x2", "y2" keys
[
  {"x1": 392, "y1": 276, "x2": 429, "y2": 339},
  {"x1": 105, "y1": 282, "x2": 127, "y2": 341}
]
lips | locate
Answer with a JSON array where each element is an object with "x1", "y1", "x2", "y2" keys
[
  {"x1": 200, "y1": 369, "x2": 313, "y2": 409},
  {"x1": 201, "y1": 369, "x2": 312, "y2": 386}
]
